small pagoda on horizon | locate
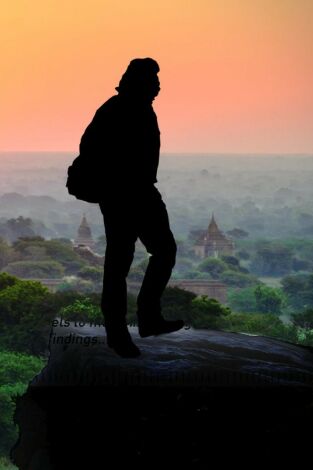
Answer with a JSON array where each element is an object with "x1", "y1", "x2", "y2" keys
[
  {"x1": 73, "y1": 213, "x2": 95, "y2": 249},
  {"x1": 193, "y1": 214, "x2": 235, "y2": 259}
]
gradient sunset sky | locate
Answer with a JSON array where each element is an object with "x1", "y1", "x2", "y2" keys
[{"x1": 1, "y1": 0, "x2": 313, "y2": 153}]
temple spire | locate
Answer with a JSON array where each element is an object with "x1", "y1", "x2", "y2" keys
[
  {"x1": 208, "y1": 213, "x2": 219, "y2": 234},
  {"x1": 193, "y1": 213, "x2": 235, "y2": 259},
  {"x1": 74, "y1": 214, "x2": 95, "y2": 248}
]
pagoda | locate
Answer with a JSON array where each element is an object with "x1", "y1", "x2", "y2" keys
[
  {"x1": 193, "y1": 214, "x2": 234, "y2": 259},
  {"x1": 73, "y1": 213, "x2": 95, "y2": 249}
]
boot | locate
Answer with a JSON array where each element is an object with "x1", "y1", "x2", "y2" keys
[
  {"x1": 106, "y1": 324, "x2": 141, "y2": 358},
  {"x1": 137, "y1": 315, "x2": 185, "y2": 338}
]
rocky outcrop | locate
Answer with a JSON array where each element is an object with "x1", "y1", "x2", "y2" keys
[{"x1": 11, "y1": 326, "x2": 313, "y2": 469}]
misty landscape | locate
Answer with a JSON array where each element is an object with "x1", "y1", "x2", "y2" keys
[
  {"x1": 1, "y1": 152, "x2": 313, "y2": 298},
  {"x1": 2, "y1": 154, "x2": 313, "y2": 467},
  {"x1": 1, "y1": 152, "x2": 313, "y2": 240},
  {"x1": 1, "y1": 151, "x2": 313, "y2": 325}
]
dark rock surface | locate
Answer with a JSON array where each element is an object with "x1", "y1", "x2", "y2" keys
[
  {"x1": 11, "y1": 325, "x2": 313, "y2": 469},
  {"x1": 40, "y1": 324, "x2": 313, "y2": 387}
]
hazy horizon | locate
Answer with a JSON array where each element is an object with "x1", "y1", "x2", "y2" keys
[
  {"x1": 2, "y1": 1, "x2": 313, "y2": 153},
  {"x1": 1, "y1": 151, "x2": 313, "y2": 241}
]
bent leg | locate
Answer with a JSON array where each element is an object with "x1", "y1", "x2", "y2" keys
[{"x1": 136, "y1": 187, "x2": 177, "y2": 320}]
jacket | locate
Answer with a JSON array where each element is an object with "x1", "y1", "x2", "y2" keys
[{"x1": 79, "y1": 94, "x2": 161, "y2": 193}]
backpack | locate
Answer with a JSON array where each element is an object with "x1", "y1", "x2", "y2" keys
[{"x1": 66, "y1": 155, "x2": 101, "y2": 203}]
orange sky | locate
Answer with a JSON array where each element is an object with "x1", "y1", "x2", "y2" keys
[{"x1": 1, "y1": 0, "x2": 313, "y2": 153}]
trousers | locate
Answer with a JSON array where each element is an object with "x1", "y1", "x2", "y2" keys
[{"x1": 99, "y1": 184, "x2": 177, "y2": 328}]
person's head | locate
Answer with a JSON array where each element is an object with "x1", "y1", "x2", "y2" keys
[{"x1": 116, "y1": 57, "x2": 160, "y2": 102}]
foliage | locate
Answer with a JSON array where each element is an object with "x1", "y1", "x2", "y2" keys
[
  {"x1": 291, "y1": 309, "x2": 313, "y2": 329},
  {"x1": 224, "y1": 313, "x2": 298, "y2": 343},
  {"x1": 197, "y1": 257, "x2": 228, "y2": 278},
  {"x1": 56, "y1": 276, "x2": 95, "y2": 293},
  {"x1": 161, "y1": 286, "x2": 197, "y2": 324},
  {"x1": 60, "y1": 297, "x2": 103, "y2": 323},
  {"x1": 190, "y1": 295, "x2": 231, "y2": 328},
  {"x1": 161, "y1": 286, "x2": 309, "y2": 346},
  {"x1": 0, "y1": 279, "x2": 56, "y2": 355},
  {"x1": 3, "y1": 260, "x2": 65, "y2": 278},
  {"x1": 173, "y1": 257, "x2": 194, "y2": 274},
  {"x1": 281, "y1": 274, "x2": 313, "y2": 311},
  {"x1": 220, "y1": 270, "x2": 259, "y2": 287},
  {"x1": 191, "y1": 295, "x2": 231, "y2": 316},
  {"x1": 3, "y1": 218, "x2": 37, "y2": 242},
  {"x1": 0, "y1": 273, "x2": 19, "y2": 292},
  {"x1": 254, "y1": 285, "x2": 286, "y2": 315},
  {"x1": 12, "y1": 238, "x2": 86, "y2": 275},
  {"x1": 0, "y1": 456, "x2": 18, "y2": 468},
  {"x1": 0, "y1": 279, "x2": 49, "y2": 323},
  {"x1": 181, "y1": 270, "x2": 212, "y2": 280},
  {"x1": 0, "y1": 238, "x2": 17, "y2": 271},
  {"x1": 58, "y1": 293, "x2": 139, "y2": 326},
  {"x1": 227, "y1": 287, "x2": 258, "y2": 313},
  {"x1": 220, "y1": 255, "x2": 240, "y2": 268},
  {"x1": 296, "y1": 328, "x2": 313, "y2": 346},
  {"x1": 0, "y1": 351, "x2": 45, "y2": 455},
  {"x1": 0, "y1": 383, "x2": 26, "y2": 456},
  {"x1": 77, "y1": 266, "x2": 103, "y2": 282},
  {"x1": 0, "y1": 351, "x2": 44, "y2": 385},
  {"x1": 291, "y1": 257, "x2": 311, "y2": 272},
  {"x1": 251, "y1": 242, "x2": 293, "y2": 276},
  {"x1": 236, "y1": 250, "x2": 250, "y2": 260}
]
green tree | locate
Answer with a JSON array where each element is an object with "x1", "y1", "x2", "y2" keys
[
  {"x1": 4, "y1": 260, "x2": 65, "y2": 278},
  {"x1": 220, "y1": 270, "x2": 259, "y2": 287},
  {"x1": 254, "y1": 285, "x2": 286, "y2": 314},
  {"x1": 291, "y1": 257, "x2": 311, "y2": 272},
  {"x1": 174, "y1": 257, "x2": 194, "y2": 274},
  {"x1": 220, "y1": 255, "x2": 240, "y2": 268},
  {"x1": 0, "y1": 279, "x2": 55, "y2": 355},
  {"x1": 190, "y1": 295, "x2": 231, "y2": 328},
  {"x1": 191, "y1": 295, "x2": 230, "y2": 316},
  {"x1": 225, "y1": 312, "x2": 298, "y2": 343},
  {"x1": 12, "y1": 238, "x2": 86, "y2": 274},
  {"x1": 0, "y1": 272, "x2": 19, "y2": 292},
  {"x1": 0, "y1": 351, "x2": 45, "y2": 455},
  {"x1": 161, "y1": 286, "x2": 197, "y2": 324},
  {"x1": 281, "y1": 274, "x2": 313, "y2": 310},
  {"x1": 197, "y1": 257, "x2": 228, "y2": 279},
  {"x1": 227, "y1": 287, "x2": 258, "y2": 313},
  {"x1": 236, "y1": 250, "x2": 250, "y2": 260},
  {"x1": 183, "y1": 270, "x2": 212, "y2": 280},
  {"x1": 0, "y1": 237, "x2": 17, "y2": 270},
  {"x1": 22, "y1": 245, "x2": 49, "y2": 260},
  {"x1": 77, "y1": 266, "x2": 103, "y2": 282},
  {"x1": 291, "y1": 309, "x2": 313, "y2": 329},
  {"x1": 251, "y1": 243, "x2": 293, "y2": 276},
  {"x1": 60, "y1": 297, "x2": 103, "y2": 323},
  {"x1": 5, "y1": 217, "x2": 36, "y2": 242},
  {"x1": 0, "y1": 351, "x2": 44, "y2": 384}
]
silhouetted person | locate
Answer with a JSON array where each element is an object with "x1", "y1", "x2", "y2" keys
[{"x1": 79, "y1": 58, "x2": 184, "y2": 357}]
